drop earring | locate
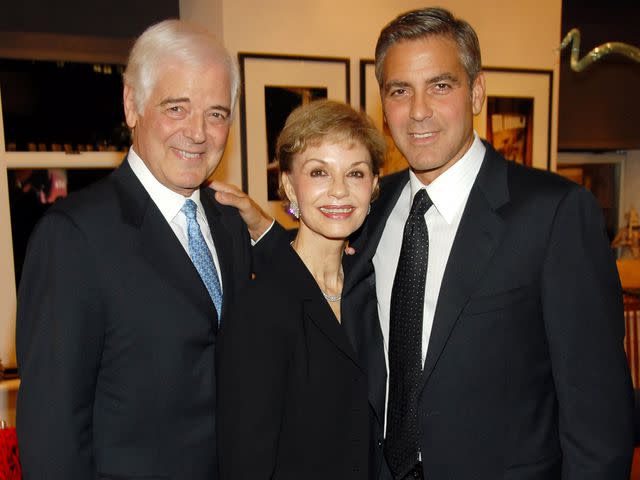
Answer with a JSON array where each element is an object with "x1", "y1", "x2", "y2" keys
[{"x1": 289, "y1": 200, "x2": 300, "y2": 219}]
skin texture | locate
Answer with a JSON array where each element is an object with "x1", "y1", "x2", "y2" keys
[
  {"x1": 281, "y1": 141, "x2": 379, "y2": 245},
  {"x1": 381, "y1": 35, "x2": 485, "y2": 185},
  {"x1": 123, "y1": 60, "x2": 232, "y2": 197}
]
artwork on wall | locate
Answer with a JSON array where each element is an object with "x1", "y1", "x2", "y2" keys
[
  {"x1": 476, "y1": 68, "x2": 553, "y2": 170},
  {"x1": 359, "y1": 59, "x2": 408, "y2": 176},
  {"x1": 264, "y1": 86, "x2": 327, "y2": 201},
  {"x1": 238, "y1": 53, "x2": 350, "y2": 228},
  {"x1": 486, "y1": 96, "x2": 534, "y2": 166}
]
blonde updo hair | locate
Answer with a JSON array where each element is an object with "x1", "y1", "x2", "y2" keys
[{"x1": 276, "y1": 100, "x2": 386, "y2": 190}]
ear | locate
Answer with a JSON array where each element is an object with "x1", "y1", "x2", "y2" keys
[
  {"x1": 123, "y1": 84, "x2": 139, "y2": 129},
  {"x1": 280, "y1": 171, "x2": 297, "y2": 203},
  {"x1": 471, "y1": 72, "x2": 486, "y2": 116}
]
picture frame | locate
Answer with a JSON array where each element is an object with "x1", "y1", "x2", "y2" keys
[
  {"x1": 359, "y1": 61, "x2": 553, "y2": 172},
  {"x1": 476, "y1": 67, "x2": 553, "y2": 170},
  {"x1": 238, "y1": 53, "x2": 350, "y2": 228}
]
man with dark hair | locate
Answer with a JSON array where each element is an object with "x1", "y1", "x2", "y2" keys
[{"x1": 340, "y1": 7, "x2": 634, "y2": 480}]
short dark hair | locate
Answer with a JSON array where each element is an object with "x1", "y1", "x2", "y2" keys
[{"x1": 375, "y1": 7, "x2": 482, "y2": 88}]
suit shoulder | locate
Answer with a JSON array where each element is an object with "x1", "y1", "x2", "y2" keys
[{"x1": 506, "y1": 161, "x2": 583, "y2": 202}]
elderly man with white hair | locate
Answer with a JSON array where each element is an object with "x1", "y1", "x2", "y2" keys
[{"x1": 16, "y1": 20, "x2": 276, "y2": 479}]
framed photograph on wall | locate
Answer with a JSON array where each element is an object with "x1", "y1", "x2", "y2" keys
[
  {"x1": 360, "y1": 59, "x2": 408, "y2": 176},
  {"x1": 238, "y1": 53, "x2": 350, "y2": 228},
  {"x1": 475, "y1": 67, "x2": 553, "y2": 170}
]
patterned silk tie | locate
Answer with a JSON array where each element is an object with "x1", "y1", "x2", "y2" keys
[
  {"x1": 385, "y1": 188, "x2": 433, "y2": 479},
  {"x1": 182, "y1": 199, "x2": 223, "y2": 321}
]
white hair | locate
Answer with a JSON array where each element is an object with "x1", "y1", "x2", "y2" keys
[{"x1": 123, "y1": 19, "x2": 240, "y2": 114}]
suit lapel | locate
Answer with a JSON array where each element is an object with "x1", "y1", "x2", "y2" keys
[
  {"x1": 285, "y1": 249, "x2": 361, "y2": 368},
  {"x1": 113, "y1": 160, "x2": 215, "y2": 323},
  {"x1": 421, "y1": 145, "x2": 510, "y2": 388},
  {"x1": 342, "y1": 170, "x2": 409, "y2": 426}
]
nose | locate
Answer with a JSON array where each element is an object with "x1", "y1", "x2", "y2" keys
[
  {"x1": 409, "y1": 91, "x2": 433, "y2": 122},
  {"x1": 328, "y1": 175, "x2": 348, "y2": 199},
  {"x1": 184, "y1": 114, "x2": 206, "y2": 143}
]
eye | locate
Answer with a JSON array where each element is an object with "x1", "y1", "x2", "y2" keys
[
  {"x1": 389, "y1": 87, "x2": 407, "y2": 97},
  {"x1": 165, "y1": 105, "x2": 185, "y2": 115},
  {"x1": 347, "y1": 169, "x2": 365, "y2": 178},
  {"x1": 310, "y1": 168, "x2": 327, "y2": 177},
  {"x1": 210, "y1": 111, "x2": 228, "y2": 121},
  {"x1": 433, "y1": 82, "x2": 451, "y2": 92}
]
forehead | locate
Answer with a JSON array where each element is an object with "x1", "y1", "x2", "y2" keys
[
  {"x1": 295, "y1": 139, "x2": 371, "y2": 163},
  {"x1": 150, "y1": 59, "x2": 231, "y2": 101},
  {"x1": 382, "y1": 35, "x2": 466, "y2": 81}
]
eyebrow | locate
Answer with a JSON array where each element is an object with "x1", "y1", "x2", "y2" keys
[
  {"x1": 159, "y1": 97, "x2": 231, "y2": 115},
  {"x1": 301, "y1": 158, "x2": 372, "y2": 168},
  {"x1": 384, "y1": 73, "x2": 461, "y2": 91}
]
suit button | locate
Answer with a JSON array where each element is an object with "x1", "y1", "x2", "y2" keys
[{"x1": 377, "y1": 439, "x2": 383, "y2": 448}]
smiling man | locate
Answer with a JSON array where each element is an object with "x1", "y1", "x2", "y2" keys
[
  {"x1": 340, "y1": 7, "x2": 635, "y2": 480},
  {"x1": 16, "y1": 20, "x2": 275, "y2": 479}
]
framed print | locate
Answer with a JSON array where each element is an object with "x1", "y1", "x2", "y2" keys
[
  {"x1": 238, "y1": 53, "x2": 350, "y2": 228},
  {"x1": 475, "y1": 67, "x2": 553, "y2": 170},
  {"x1": 359, "y1": 59, "x2": 408, "y2": 176}
]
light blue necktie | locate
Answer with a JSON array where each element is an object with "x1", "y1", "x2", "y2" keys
[{"x1": 182, "y1": 199, "x2": 223, "y2": 320}]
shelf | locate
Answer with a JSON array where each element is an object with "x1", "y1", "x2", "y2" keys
[{"x1": 1, "y1": 151, "x2": 125, "y2": 169}]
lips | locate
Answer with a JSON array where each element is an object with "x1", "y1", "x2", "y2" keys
[{"x1": 319, "y1": 206, "x2": 355, "y2": 218}]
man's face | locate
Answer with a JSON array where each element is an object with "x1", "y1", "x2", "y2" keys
[
  {"x1": 124, "y1": 60, "x2": 232, "y2": 196},
  {"x1": 381, "y1": 35, "x2": 485, "y2": 184}
]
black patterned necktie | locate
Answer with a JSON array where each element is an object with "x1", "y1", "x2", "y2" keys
[{"x1": 385, "y1": 188, "x2": 432, "y2": 479}]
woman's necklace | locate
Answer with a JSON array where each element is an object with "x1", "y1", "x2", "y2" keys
[
  {"x1": 321, "y1": 291, "x2": 342, "y2": 302},
  {"x1": 291, "y1": 241, "x2": 342, "y2": 303}
]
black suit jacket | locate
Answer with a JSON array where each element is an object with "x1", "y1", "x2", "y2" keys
[
  {"x1": 217, "y1": 244, "x2": 370, "y2": 480},
  {"x1": 341, "y1": 143, "x2": 635, "y2": 479},
  {"x1": 16, "y1": 158, "x2": 276, "y2": 479}
]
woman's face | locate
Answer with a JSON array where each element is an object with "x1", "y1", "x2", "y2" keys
[{"x1": 282, "y1": 140, "x2": 378, "y2": 242}]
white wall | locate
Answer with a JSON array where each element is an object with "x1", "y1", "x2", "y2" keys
[{"x1": 180, "y1": 0, "x2": 562, "y2": 190}]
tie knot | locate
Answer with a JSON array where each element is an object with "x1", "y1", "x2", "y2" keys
[
  {"x1": 182, "y1": 199, "x2": 198, "y2": 220},
  {"x1": 410, "y1": 189, "x2": 432, "y2": 218}
]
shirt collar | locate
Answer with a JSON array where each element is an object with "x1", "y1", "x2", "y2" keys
[
  {"x1": 127, "y1": 147, "x2": 203, "y2": 223},
  {"x1": 409, "y1": 133, "x2": 485, "y2": 224}
]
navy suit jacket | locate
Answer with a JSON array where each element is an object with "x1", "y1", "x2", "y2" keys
[
  {"x1": 16, "y1": 158, "x2": 277, "y2": 479},
  {"x1": 341, "y1": 143, "x2": 635, "y2": 479}
]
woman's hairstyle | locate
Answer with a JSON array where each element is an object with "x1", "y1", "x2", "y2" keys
[
  {"x1": 276, "y1": 99, "x2": 386, "y2": 178},
  {"x1": 123, "y1": 19, "x2": 240, "y2": 113}
]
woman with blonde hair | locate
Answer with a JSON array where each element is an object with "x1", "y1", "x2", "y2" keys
[{"x1": 218, "y1": 99, "x2": 385, "y2": 479}]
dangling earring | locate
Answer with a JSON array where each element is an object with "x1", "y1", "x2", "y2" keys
[
  {"x1": 289, "y1": 200, "x2": 300, "y2": 219},
  {"x1": 367, "y1": 204, "x2": 371, "y2": 215}
]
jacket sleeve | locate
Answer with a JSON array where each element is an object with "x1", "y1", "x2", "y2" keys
[
  {"x1": 16, "y1": 211, "x2": 104, "y2": 479},
  {"x1": 217, "y1": 287, "x2": 291, "y2": 480},
  {"x1": 541, "y1": 185, "x2": 634, "y2": 479}
]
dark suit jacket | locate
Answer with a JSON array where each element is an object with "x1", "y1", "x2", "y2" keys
[
  {"x1": 341, "y1": 143, "x2": 635, "y2": 480},
  {"x1": 217, "y1": 244, "x2": 370, "y2": 480},
  {"x1": 16, "y1": 158, "x2": 276, "y2": 479}
]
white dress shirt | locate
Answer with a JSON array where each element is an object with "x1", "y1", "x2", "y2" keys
[
  {"x1": 374, "y1": 133, "x2": 485, "y2": 374},
  {"x1": 128, "y1": 148, "x2": 223, "y2": 291}
]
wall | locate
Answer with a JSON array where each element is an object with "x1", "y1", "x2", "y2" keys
[
  {"x1": 622, "y1": 151, "x2": 640, "y2": 218},
  {"x1": 180, "y1": 0, "x2": 562, "y2": 191}
]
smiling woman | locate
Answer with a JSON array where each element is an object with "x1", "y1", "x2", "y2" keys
[{"x1": 218, "y1": 100, "x2": 385, "y2": 480}]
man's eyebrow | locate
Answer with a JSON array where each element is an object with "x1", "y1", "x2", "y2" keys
[
  {"x1": 159, "y1": 97, "x2": 190, "y2": 106},
  {"x1": 428, "y1": 73, "x2": 460, "y2": 85}
]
